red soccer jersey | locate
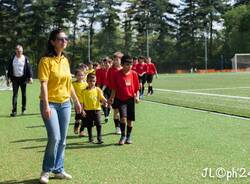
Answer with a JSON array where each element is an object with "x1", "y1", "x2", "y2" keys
[
  {"x1": 96, "y1": 68, "x2": 109, "y2": 86},
  {"x1": 106, "y1": 66, "x2": 121, "y2": 89},
  {"x1": 102, "y1": 68, "x2": 109, "y2": 87},
  {"x1": 135, "y1": 63, "x2": 148, "y2": 76},
  {"x1": 147, "y1": 63, "x2": 157, "y2": 75},
  {"x1": 95, "y1": 68, "x2": 103, "y2": 86},
  {"x1": 110, "y1": 70, "x2": 139, "y2": 101},
  {"x1": 132, "y1": 63, "x2": 137, "y2": 71}
]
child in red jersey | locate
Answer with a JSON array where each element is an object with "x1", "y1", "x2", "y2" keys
[
  {"x1": 96, "y1": 58, "x2": 112, "y2": 122},
  {"x1": 132, "y1": 57, "x2": 138, "y2": 71},
  {"x1": 109, "y1": 54, "x2": 139, "y2": 145},
  {"x1": 105, "y1": 52, "x2": 123, "y2": 134},
  {"x1": 135, "y1": 56, "x2": 148, "y2": 99},
  {"x1": 145, "y1": 57, "x2": 158, "y2": 95}
]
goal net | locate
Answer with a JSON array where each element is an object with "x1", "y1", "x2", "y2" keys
[
  {"x1": 0, "y1": 75, "x2": 12, "y2": 91},
  {"x1": 231, "y1": 53, "x2": 250, "y2": 71}
]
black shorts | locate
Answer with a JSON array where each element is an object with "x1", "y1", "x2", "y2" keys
[
  {"x1": 111, "y1": 97, "x2": 120, "y2": 109},
  {"x1": 146, "y1": 74, "x2": 154, "y2": 83},
  {"x1": 103, "y1": 87, "x2": 111, "y2": 100},
  {"x1": 75, "y1": 113, "x2": 84, "y2": 121},
  {"x1": 138, "y1": 74, "x2": 146, "y2": 85},
  {"x1": 85, "y1": 110, "x2": 102, "y2": 127},
  {"x1": 118, "y1": 98, "x2": 135, "y2": 121}
]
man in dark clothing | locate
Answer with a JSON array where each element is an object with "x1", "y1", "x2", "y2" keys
[{"x1": 7, "y1": 45, "x2": 33, "y2": 117}]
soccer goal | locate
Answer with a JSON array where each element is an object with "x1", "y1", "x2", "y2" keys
[
  {"x1": 0, "y1": 75, "x2": 12, "y2": 91},
  {"x1": 231, "y1": 53, "x2": 250, "y2": 71}
]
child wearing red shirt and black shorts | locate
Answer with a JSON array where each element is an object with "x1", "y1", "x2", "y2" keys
[
  {"x1": 106, "y1": 52, "x2": 123, "y2": 134},
  {"x1": 109, "y1": 55, "x2": 139, "y2": 145},
  {"x1": 135, "y1": 56, "x2": 148, "y2": 98},
  {"x1": 145, "y1": 57, "x2": 158, "y2": 95}
]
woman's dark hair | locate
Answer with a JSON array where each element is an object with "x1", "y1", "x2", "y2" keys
[{"x1": 45, "y1": 28, "x2": 65, "y2": 57}]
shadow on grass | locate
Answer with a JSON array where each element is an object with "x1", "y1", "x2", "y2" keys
[
  {"x1": 66, "y1": 142, "x2": 116, "y2": 149},
  {"x1": 11, "y1": 137, "x2": 47, "y2": 143},
  {"x1": 11, "y1": 135, "x2": 86, "y2": 145},
  {"x1": 0, "y1": 113, "x2": 40, "y2": 119},
  {"x1": 0, "y1": 178, "x2": 39, "y2": 184},
  {"x1": 26, "y1": 125, "x2": 45, "y2": 129}
]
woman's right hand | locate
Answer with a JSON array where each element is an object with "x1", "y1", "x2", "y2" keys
[{"x1": 43, "y1": 105, "x2": 52, "y2": 120}]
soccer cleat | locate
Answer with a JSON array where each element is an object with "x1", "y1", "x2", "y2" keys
[
  {"x1": 54, "y1": 171, "x2": 72, "y2": 180},
  {"x1": 39, "y1": 171, "x2": 49, "y2": 184},
  {"x1": 115, "y1": 127, "x2": 121, "y2": 135},
  {"x1": 104, "y1": 117, "x2": 109, "y2": 123},
  {"x1": 125, "y1": 137, "x2": 132, "y2": 144},
  {"x1": 118, "y1": 136, "x2": 126, "y2": 145},
  {"x1": 10, "y1": 112, "x2": 16, "y2": 117},
  {"x1": 97, "y1": 139, "x2": 104, "y2": 144},
  {"x1": 88, "y1": 139, "x2": 94, "y2": 144},
  {"x1": 21, "y1": 110, "x2": 26, "y2": 115}
]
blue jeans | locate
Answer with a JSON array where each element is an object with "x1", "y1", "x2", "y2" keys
[{"x1": 40, "y1": 100, "x2": 71, "y2": 173}]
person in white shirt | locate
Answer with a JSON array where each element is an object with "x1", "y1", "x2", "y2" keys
[{"x1": 7, "y1": 45, "x2": 33, "y2": 117}]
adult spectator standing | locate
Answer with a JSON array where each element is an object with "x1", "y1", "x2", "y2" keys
[{"x1": 7, "y1": 45, "x2": 33, "y2": 117}]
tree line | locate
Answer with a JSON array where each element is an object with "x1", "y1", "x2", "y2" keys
[{"x1": 0, "y1": 0, "x2": 250, "y2": 74}]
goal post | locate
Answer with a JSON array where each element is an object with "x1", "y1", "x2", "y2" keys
[{"x1": 231, "y1": 53, "x2": 250, "y2": 71}]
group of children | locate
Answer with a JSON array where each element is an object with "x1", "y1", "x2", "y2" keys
[{"x1": 72, "y1": 52, "x2": 157, "y2": 145}]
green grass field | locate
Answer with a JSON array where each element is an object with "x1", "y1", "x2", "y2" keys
[
  {"x1": 145, "y1": 72, "x2": 250, "y2": 117},
  {"x1": 1, "y1": 73, "x2": 250, "y2": 183}
]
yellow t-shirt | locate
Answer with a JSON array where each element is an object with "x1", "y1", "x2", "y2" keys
[
  {"x1": 38, "y1": 55, "x2": 72, "y2": 103},
  {"x1": 79, "y1": 87, "x2": 105, "y2": 110},
  {"x1": 72, "y1": 81, "x2": 88, "y2": 99}
]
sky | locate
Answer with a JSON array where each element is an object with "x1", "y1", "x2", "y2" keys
[
  {"x1": 170, "y1": 0, "x2": 235, "y2": 5},
  {"x1": 170, "y1": 0, "x2": 181, "y2": 5}
]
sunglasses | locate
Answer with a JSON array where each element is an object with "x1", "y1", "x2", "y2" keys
[{"x1": 56, "y1": 37, "x2": 69, "y2": 42}]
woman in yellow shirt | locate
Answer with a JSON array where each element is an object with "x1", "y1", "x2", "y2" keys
[{"x1": 38, "y1": 29, "x2": 81, "y2": 184}]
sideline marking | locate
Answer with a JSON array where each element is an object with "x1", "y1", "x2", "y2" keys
[
  {"x1": 144, "y1": 100, "x2": 250, "y2": 121},
  {"x1": 154, "y1": 88, "x2": 250, "y2": 100},
  {"x1": 183, "y1": 86, "x2": 250, "y2": 92}
]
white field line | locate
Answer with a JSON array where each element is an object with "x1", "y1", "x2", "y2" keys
[
  {"x1": 144, "y1": 100, "x2": 250, "y2": 121},
  {"x1": 154, "y1": 88, "x2": 250, "y2": 100},
  {"x1": 182, "y1": 86, "x2": 250, "y2": 92}
]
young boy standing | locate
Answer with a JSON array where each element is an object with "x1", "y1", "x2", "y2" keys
[
  {"x1": 106, "y1": 52, "x2": 123, "y2": 134},
  {"x1": 72, "y1": 69, "x2": 88, "y2": 136},
  {"x1": 96, "y1": 58, "x2": 112, "y2": 123},
  {"x1": 109, "y1": 55, "x2": 140, "y2": 145},
  {"x1": 79, "y1": 73, "x2": 107, "y2": 144}
]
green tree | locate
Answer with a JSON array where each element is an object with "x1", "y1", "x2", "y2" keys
[
  {"x1": 223, "y1": 4, "x2": 250, "y2": 54},
  {"x1": 96, "y1": 0, "x2": 122, "y2": 57}
]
